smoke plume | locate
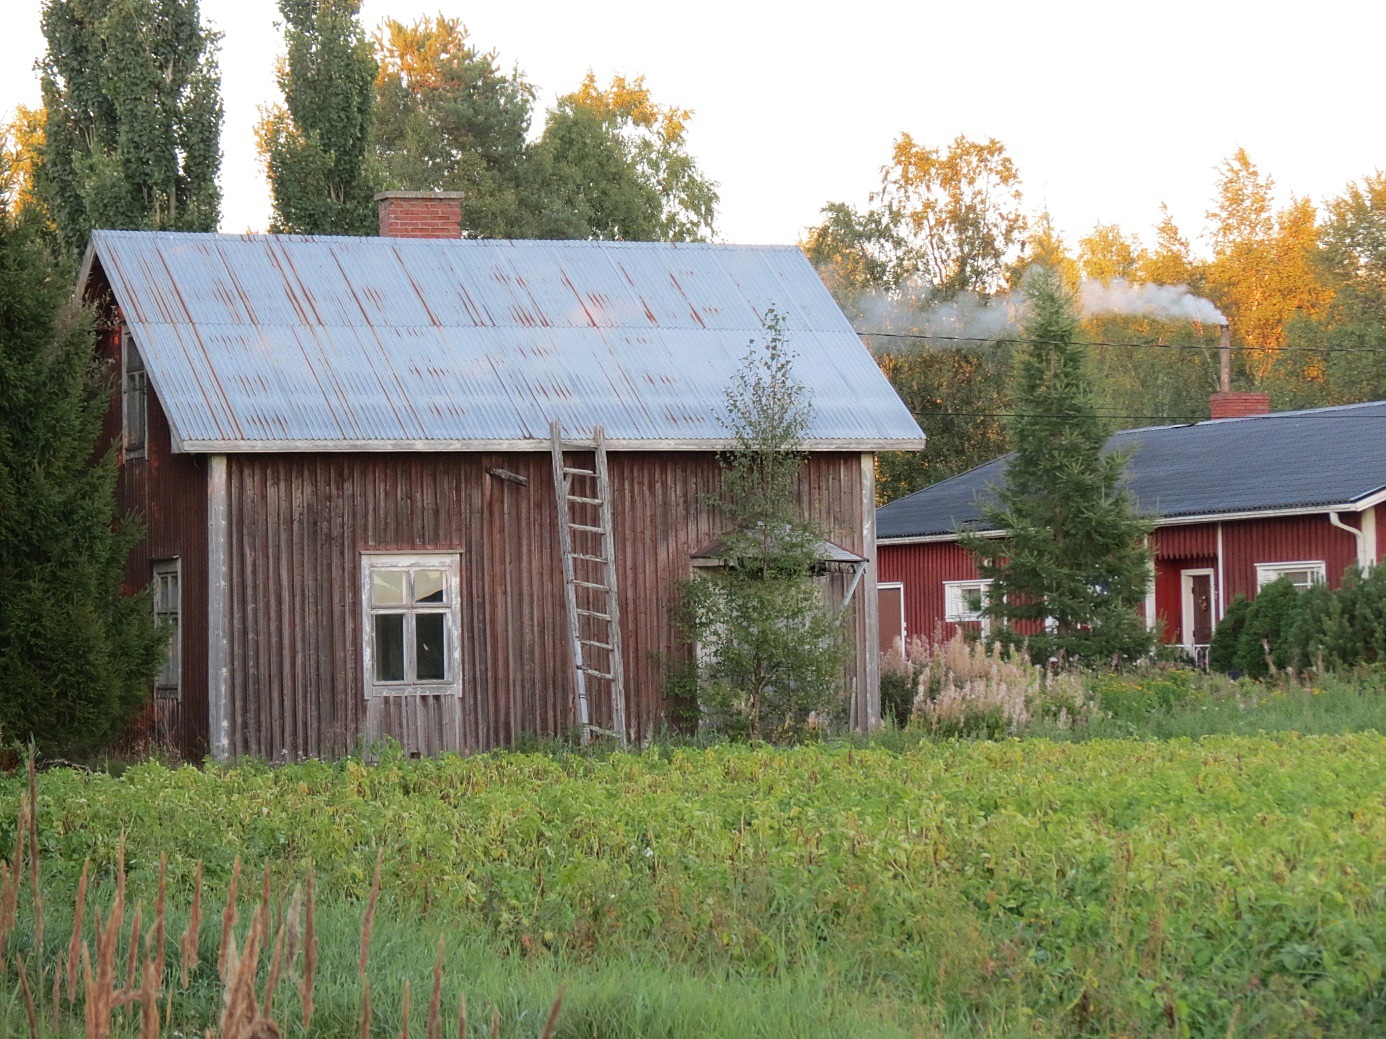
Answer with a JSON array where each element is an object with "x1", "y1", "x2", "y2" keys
[{"x1": 1079, "y1": 278, "x2": 1226, "y2": 325}]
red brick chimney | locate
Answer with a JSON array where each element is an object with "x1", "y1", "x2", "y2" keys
[
  {"x1": 1210, "y1": 391, "x2": 1271, "y2": 420},
  {"x1": 374, "y1": 191, "x2": 465, "y2": 239}
]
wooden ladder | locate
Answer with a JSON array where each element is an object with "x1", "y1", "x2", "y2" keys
[{"x1": 550, "y1": 421, "x2": 628, "y2": 746}]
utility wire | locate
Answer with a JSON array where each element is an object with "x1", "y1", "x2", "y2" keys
[{"x1": 857, "y1": 330, "x2": 1386, "y2": 355}]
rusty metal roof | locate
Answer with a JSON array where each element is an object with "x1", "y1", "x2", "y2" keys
[{"x1": 83, "y1": 231, "x2": 926, "y2": 453}]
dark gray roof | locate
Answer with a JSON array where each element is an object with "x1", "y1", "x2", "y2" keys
[{"x1": 877, "y1": 401, "x2": 1386, "y2": 540}]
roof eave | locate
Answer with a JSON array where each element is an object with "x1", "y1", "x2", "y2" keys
[{"x1": 176, "y1": 436, "x2": 930, "y2": 454}]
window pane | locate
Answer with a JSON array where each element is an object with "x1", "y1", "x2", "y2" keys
[
  {"x1": 416, "y1": 614, "x2": 446, "y2": 681},
  {"x1": 414, "y1": 570, "x2": 446, "y2": 604},
  {"x1": 374, "y1": 614, "x2": 405, "y2": 681},
  {"x1": 372, "y1": 571, "x2": 406, "y2": 606}
]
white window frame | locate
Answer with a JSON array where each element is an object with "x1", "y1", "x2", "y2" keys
[
  {"x1": 122, "y1": 329, "x2": 148, "y2": 459},
  {"x1": 1255, "y1": 561, "x2": 1326, "y2": 592},
  {"x1": 152, "y1": 558, "x2": 181, "y2": 700},
  {"x1": 943, "y1": 579, "x2": 993, "y2": 635},
  {"x1": 360, "y1": 553, "x2": 462, "y2": 698}
]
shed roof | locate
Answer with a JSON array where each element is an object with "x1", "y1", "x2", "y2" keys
[
  {"x1": 82, "y1": 231, "x2": 926, "y2": 454},
  {"x1": 876, "y1": 401, "x2": 1386, "y2": 540}
]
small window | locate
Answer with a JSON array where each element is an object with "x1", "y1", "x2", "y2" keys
[
  {"x1": 944, "y1": 579, "x2": 992, "y2": 633},
  {"x1": 152, "y1": 559, "x2": 181, "y2": 700},
  {"x1": 122, "y1": 331, "x2": 148, "y2": 458},
  {"x1": 361, "y1": 554, "x2": 461, "y2": 697},
  {"x1": 1255, "y1": 561, "x2": 1325, "y2": 592}
]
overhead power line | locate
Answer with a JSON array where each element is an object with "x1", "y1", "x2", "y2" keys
[{"x1": 857, "y1": 330, "x2": 1386, "y2": 355}]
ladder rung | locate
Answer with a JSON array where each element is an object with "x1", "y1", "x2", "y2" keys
[
  {"x1": 580, "y1": 639, "x2": 615, "y2": 651},
  {"x1": 573, "y1": 579, "x2": 610, "y2": 591},
  {"x1": 580, "y1": 667, "x2": 615, "y2": 680},
  {"x1": 576, "y1": 608, "x2": 611, "y2": 621},
  {"x1": 572, "y1": 523, "x2": 606, "y2": 534},
  {"x1": 560, "y1": 441, "x2": 595, "y2": 451},
  {"x1": 573, "y1": 552, "x2": 607, "y2": 563},
  {"x1": 563, "y1": 466, "x2": 596, "y2": 477},
  {"x1": 567, "y1": 495, "x2": 604, "y2": 506}
]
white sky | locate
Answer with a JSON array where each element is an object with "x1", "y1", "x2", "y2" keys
[{"x1": 4, "y1": 0, "x2": 1383, "y2": 255}]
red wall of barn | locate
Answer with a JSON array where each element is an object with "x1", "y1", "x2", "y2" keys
[
  {"x1": 878, "y1": 540, "x2": 982, "y2": 645},
  {"x1": 1220, "y1": 514, "x2": 1360, "y2": 600},
  {"x1": 223, "y1": 451, "x2": 872, "y2": 760},
  {"x1": 100, "y1": 321, "x2": 211, "y2": 758}
]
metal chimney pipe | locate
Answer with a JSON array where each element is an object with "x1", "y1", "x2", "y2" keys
[{"x1": 1219, "y1": 324, "x2": 1231, "y2": 393}]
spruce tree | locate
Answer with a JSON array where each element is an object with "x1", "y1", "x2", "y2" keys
[
  {"x1": 0, "y1": 202, "x2": 164, "y2": 753},
  {"x1": 962, "y1": 266, "x2": 1154, "y2": 663},
  {"x1": 38, "y1": 0, "x2": 223, "y2": 253},
  {"x1": 680, "y1": 311, "x2": 847, "y2": 741}
]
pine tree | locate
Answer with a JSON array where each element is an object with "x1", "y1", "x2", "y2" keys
[
  {"x1": 962, "y1": 265, "x2": 1154, "y2": 663},
  {"x1": 38, "y1": 0, "x2": 222, "y2": 253},
  {"x1": 0, "y1": 200, "x2": 164, "y2": 753},
  {"x1": 257, "y1": 0, "x2": 377, "y2": 235}
]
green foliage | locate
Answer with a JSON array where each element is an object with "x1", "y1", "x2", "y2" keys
[
  {"x1": 1209, "y1": 594, "x2": 1250, "y2": 672},
  {"x1": 37, "y1": 0, "x2": 222, "y2": 253},
  {"x1": 367, "y1": 15, "x2": 534, "y2": 237},
  {"x1": 1232, "y1": 578, "x2": 1307, "y2": 678},
  {"x1": 14, "y1": 733, "x2": 1386, "y2": 1037},
  {"x1": 0, "y1": 206, "x2": 163, "y2": 753},
  {"x1": 258, "y1": 0, "x2": 377, "y2": 235},
  {"x1": 525, "y1": 73, "x2": 718, "y2": 242},
  {"x1": 962, "y1": 266, "x2": 1154, "y2": 663},
  {"x1": 679, "y1": 311, "x2": 847, "y2": 741}
]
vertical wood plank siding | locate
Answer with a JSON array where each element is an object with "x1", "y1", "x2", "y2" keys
[
  {"x1": 877, "y1": 541, "x2": 981, "y2": 646},
  {"x1": 225, "y1": 451, "x2": 870, "y2": 760},
  {"x1": 1220, "y1": 515, "x2": 1359, "y2": 601},
  {"x1": 104, "y1": 328, "x2": 211, "y2": 759}
]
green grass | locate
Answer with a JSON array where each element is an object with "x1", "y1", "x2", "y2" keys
[{"x1": 4, "y1": 728, "x2": 1386, "y2": 1037}]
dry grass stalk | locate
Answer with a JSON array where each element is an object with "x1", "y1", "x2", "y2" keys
[
  {"x1": 359, "y1": 978, "x2": 372, "y2": 1039},
  {"x1": 139, "y1": 956, "x2": 160, "y2": 1039},
  {"x1": 456, "y1": 993, "x2": 467, "y2": 1039},
  {"x1": 154, "y1": 853, "x2": 167, "y2": 986},
  {"x1": 180, "y1": 860, "x2": 203, "y2": 989},
  {"x1": 537, "y1": 990, "x2": 564, "y2": 1039},
  {"x1": 0, "y1": 797, "x2": 25, "y2": 974},
  {"x1": 18, "y1": 956, "x2": 38, "y2": 1039},
  {"x1": 399, "y1": 979, "x2": 412, "y2": 1039},
  {"x1": 360, "y1": 849, "x2": 383, "y2": 979},
  {"x1": 219, "y1": 858, "x2": 243, "y2": 979},
  {"x1": 67, "y1": 858, "x2": 90, "y2": 1000},
  {"x1": 50, "y1": 960, "x2": 61, "y2": 1033},
  {"x1": 26, "y1": 751, "x2": 43, "y2": 968},
  {"x1": 301, "y1": 866, "x2": 316, "y2": 1032},
  {"x1": 218, "y1": 908, "x2": 266, "y2": 1039},
  {"x1": 427, "y1": 935, "x2": 444, "y2": 1039},
  {"x1": 126, "y1": 902, "x2": 142, "y2": 992},
  {"x1": 489, "y1": 1005, "x2": 500, "y2": 1039},
  {"x1": 261, "y1": 890, "x2": 293, "y2": 1021}
]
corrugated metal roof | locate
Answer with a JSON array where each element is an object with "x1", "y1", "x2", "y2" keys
[
  {"x1": 876, "y1": 401, "x2": 1386, "y2": 539},
  {"x1": 85, "y1": 231, "x2": 927, "y2": 453}
]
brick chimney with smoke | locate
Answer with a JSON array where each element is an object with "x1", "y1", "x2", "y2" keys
[{"x1": 375, "y1": 191, "x2": 465, "y2": 239}]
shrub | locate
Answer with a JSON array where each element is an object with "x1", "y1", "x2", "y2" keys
[
  {"x1": 907, "y1": 632, "x2": 1099, "y2": 737},
  {"x1": 1209, "y1": 595, "x2": 1250, "y2": 672},
  {"x1": 1234, "y1": 578, "x2": 1306, "y2": 678}
]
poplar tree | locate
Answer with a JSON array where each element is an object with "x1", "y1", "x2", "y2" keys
[
  {"x1": 0, "y1": 200, "x2": 164, "y2": 753},
  {"x1": 257, "y1": 0, "x2": 377, "y2": 235},
  {"x1": 38, "y1": 0, "x2": 222, "y2": 253},
  {"x1": 962, "y1": 265, "x2": 1154, "y2": 664}
]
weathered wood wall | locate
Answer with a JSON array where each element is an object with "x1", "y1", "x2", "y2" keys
[{"x1": 222, "y1": 450, "x2": 873, "y2": 760}]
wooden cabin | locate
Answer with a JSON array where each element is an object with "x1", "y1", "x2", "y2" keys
[
  {"x1": 81, "y1": 193, "x2": 926, "y2": 760},
  {"x1": 875, "y1": 400, "x2": 1386, "y2": 663}
]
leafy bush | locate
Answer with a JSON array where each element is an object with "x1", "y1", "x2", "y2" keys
[{"x1": 1209, "y1": 594, "x2": 1250, "y2": 672}]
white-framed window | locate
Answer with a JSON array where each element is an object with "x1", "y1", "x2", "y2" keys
[
  {"x1": 943, "y1": 579, "x2": 992, "y2": 633},
  {"x1": 152, "y1": 559, "x2": 181, "y2": 700},
  {"x1": 360, "y1": 553, "x2": 461, "y2": 697},
  {"x1": 1255, "y1": 561, "x2": 1326, "y2": 592},
  {"x1": 122, "y1": 329, "x2": 147, "y2": 458}
]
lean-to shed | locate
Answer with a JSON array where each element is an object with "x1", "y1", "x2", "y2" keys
[{"x1": 82, "y1": 195, "x2": 926, "y2": 761}]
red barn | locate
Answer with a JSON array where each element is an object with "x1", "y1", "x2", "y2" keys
[
  {"x1": 876, "y1": 399, "x2": 1386, "y2": 663},
  {"x1": 80, "y1": 193, "x2": 926, "y2": 761}
]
